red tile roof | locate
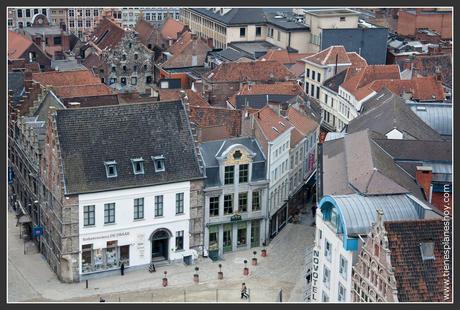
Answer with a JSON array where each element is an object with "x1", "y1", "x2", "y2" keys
[
  {"x1": 227, "y1": 81, "x2": 304, "y2": 107},
  {"x1": 258, "y1": 49, "x2": 313, "y2": 65},
  {"x1": 162, "y1": 36, "x2": 211, "y2": 69},
  {"x1": 385, "y1": 219, "x2": 449, "y2": 302},
  {"x1": 205, "y1": 61, "x2": 296, "y2": 83},
  {"x1": 303, "y1": 45, "x2": 351, "y2": 66},
  {"x1": 253, "y1": 106, "x2": 292, "y2": 142},
  {"x1": 287, "y1": 106, "x2": 319, "y2": 136},
  {"x1": 370, "y1": 76, "x2": 445, "y2": 101},
  {"x1": 134, "y1": 19, "x2": 155, "y2": 45},
  {"x1": 89, "y1": 17, "x2": 126, "y2": 51},
  {"x1": 289, "y1": 61, "x2": 306, "y2": 77},
  {"x1": 347, "y1": 52, "x2": 368, "y2": 68},
  {"x1": 161, "y1": 17, "x2": 186, "y2": 41},
  {"x1": 341, "y1": 65, "x2": 401, "y2": 101},
  {"x1": 32, "y1": 70, "x2": 102, "y2": 87},
  {"x1": 8, "y1": 30, "x2": 33, "y2": 60},
  {"x1": 158, "y1": 89, "x2": 210, "y2": 107},
  {"x1": 167, "y1": 31, "x2": 192, "y2": 55},
  {"x1": 52, "y1": 84, "x2": 115, "y2": 98}
]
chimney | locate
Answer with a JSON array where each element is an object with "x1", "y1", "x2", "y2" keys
[
  {"x1": 68, "y1": 102, "x2": 81, "y2": 108},
  {"x1": 416, "y1": 166, "x2": 433, "y2": 202}
]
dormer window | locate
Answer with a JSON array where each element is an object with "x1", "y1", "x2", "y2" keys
[
  {"x1": 152, "y1": 155, "x2": 165, "y2": 172},
  {"x1": 420, "y1": 242, "x2": 435, "y2": 261},
  {"x1": 131, "y1": 158, "x2": 145, "y2": 175},
  {"x1": 104, "y1": 161, "x2": 118, "y2": 178}
]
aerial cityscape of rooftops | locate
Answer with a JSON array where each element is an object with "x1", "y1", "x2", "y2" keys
[{"x1": 7, "y1": 6, "x2": 452, "y2": 304}]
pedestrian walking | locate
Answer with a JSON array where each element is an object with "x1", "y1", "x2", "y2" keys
[
  {"x1": 241, "y1": 283, "x2": 249, "y2": 299},
  {"x1": 149, "y1": 262, "x2": 156, "y2": 273},
  {"x1": 120, "y1": 262, "x2": 125, "y2": 276}
]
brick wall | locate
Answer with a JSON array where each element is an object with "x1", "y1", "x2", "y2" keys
[{"x1": 397, "y1": 10, "x2": 452, "y2": 39}]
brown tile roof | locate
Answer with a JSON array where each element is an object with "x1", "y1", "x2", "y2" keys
[
  {"x1": 205, "y1": 61, "x2": 296, "y2": 83},
  {"x1": 158, "y1": 89, "x2": 210, "y2": 107},
  {"x1": 341, "y1": 65, "x2": 401, "y2": 101},
  {"x1": 346, "y1": 52, "x2": 368, "y2": 68},
  {"x1": 258, "y1": 49, "x2": 313, "y2": 65},
  {"x1": 89, "y1": 17, "x2": 125, "y2": 51},
  {"x1": 32, "y1": 70, "x2": 102, "y2": 87},
  {"x1": 52, "y1": 84, "x2": 114, "y2": 99},
  {"x1": 370, "y1": 76, "x2": 445, "y2": 101},
  {"x1": 287, "y1": 106, "x2": 319, "y2": 136},
  {"x1": 134, "y1": 19, "x2": 155, "y2": 45},
  {"x1": 189, "y1": 106, "x2": 242, "y2": 141},
  {"x1": 227, "y1": 82, "x2": 304, "y2": 107},
  {"x1": 289, "y1": 61, "x2": 306, "y2": 77},
  {"x1": 167, "y1": 31, "x2": 192, "y2": 55},
  {"x1": 161, "y1": 17, "x2": 186, "y2": 40},
  {"x1": 162, "y1": 37, "x2": 211, "y2": 69},
  {"x1": 82, "y1": 52, "x2": 103, "y2": 69},
  {"x1": 303, "y1": 45, "x2": 351, "y2": 66},
  {"x1": 384, "y1": 219, "x2": 449, "y2": 302},
  {"x1": 412, "y1": 54, "x2": 452, "y2": 87},
  {"x1": 253, "y1": 106, "x2": 292, "y2": 142},
  {"x1": 8, "y1": 30, "x2": 33, "y2": 60}
]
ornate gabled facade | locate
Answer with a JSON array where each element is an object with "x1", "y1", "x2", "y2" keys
[{"x1": 351, "y1": 210, "x2": 399, "y2": 302}]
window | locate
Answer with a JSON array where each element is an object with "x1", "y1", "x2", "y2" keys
[
  {"x1": 110, "y1": 78, "x2": 117, "y2": 84},
  {"x1": 53, "y1": 36, "x2": 62, "y2": 45},
  {"x1": 209, "y1": 196, "x2": 219, "y2": 217},
  {"x1": 310, "y1": 84, "x2": 315, "y2": 97},
  {"x1": 17, "y1": 9, "x2": 23, "y2": 18},
  {"x1": 252, "y1": 191, "x2": 261, "y2": 211},
  {"x1": 152, "y1": 155, "x2": 165, "y2": 172},
  {"x1": 69, "y1": 9, "x2": 74, "y2": 17},
  {"x1": 239, "y1": 193, "x2": 248, "y2": 212},
  {"x1": 239, "y1": 164, "x2": 248, "y2": 183},
  {"x1": 104, "y1": 161, "x2": 117, "y2": 178},
  {"x1": 317, "y1": 72, "x2": 321, "y2": 83},
  {"x1": 224, "y1": 194, "x2": 233, "y2": 215},
  {"x1": 340, "y1": 16, "x2": 346, "y2": 21},
  {"x1": 104, "y1": 203, "x2": 115, "y2": 224},
  {"x1": 25, "y1": 9, "x2": 30, "y2": 17},
  {"x1": 325, "y1": 239, "x2": 332, "y2": 261},
  {"x1": 312, "y1": 70, "x2": 315, "y2": 80},
  {"x1": 316, "y1": 86, "x2": 320, "y2": 99},
  {"x1": 306, "y1": 68, "x2": 310, "y2": 78},
  {"x1": 155, "y1": 195, "x2": 164, "y2": 217},
  {"x1": 256, "y1": 26, "x2": 262, "y2": 37},
  {"x1": 131, "y1": 158, "x2": 144, "y2": 175},
  {"x1": 94, "y1": 9, "x2": 99, "y2": 16},
  {"x1": 175, "y1": 231, "x2": 184, "y2": 250},
  {"x1": 83, "y1": 205, "x2": 95, "y2": 226},
  {"x1": 134, "y1": 198, "x2": 144, "y2": 219},
  {"x1": 42, "y1": 9, "x2": 47, "y2": 15},
  {"x1": 339, "y1": 255, "x2": 348, "y2": 280},
  {"x1": 86, "y1": 9, "x2": 91, "y2": 16},
  {"x1": 323, "y1": 266, "x2": 331, "y2": 288},
  {"x1": 77, "y1": 9, "x2": 82, "y2": 16},
  {"x1": 131, "y1": 77, "x2": 137, "y2": 85},
  {"x1": 305, "y1": 82, "x2": 309, "y2": 95},
  {"x1": 122, "y1": 65, "x2": 127, "y2": 72},
  {"x1": 122, "y1": 54, "x2": 127, "y2": 61},
  {"x1": 240, "y1": 27, "x2": 246, "y2": 37},
  {"x1": 322, "y1": 291, "x2": 329, "y2": 302},
  {"x1": 277, "y1": 30, "x2": 280, "y2": 41},
  {"x1": 86, "y1": 20, "x2": 91, "y2": 27},
  {"x1": 34, "y1": 9, "x2": 39, "y2": 15},
  {"x1": 134, "y1": 53, "x2": 138, "y2": 60},
  {"x1": 338, "y1": 283, "x2": 346, "y2": 301},
  {"x1": 8, "y1": 19, "x2": 13, "y2": 27},
  {"x1": 176, "y1": 193, "x2": 184, "y2": 214},
  {"x1": 420, "y1": 242, "x2": 435, "y2": 260},
  {"x1": 224, "y1": 166, "x2": 234, "y2": 184}
]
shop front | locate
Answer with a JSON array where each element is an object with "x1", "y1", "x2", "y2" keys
[
  {"x1": 206, "y1": 218, "x2": 264, "y2": 259},
  {"x1": 269, "y1": 204, "x2": 288, "y2": 238}
]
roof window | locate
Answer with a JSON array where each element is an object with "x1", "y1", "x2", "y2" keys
[
  {"x1": 104, "y1": 161, "x2": 118, "y2": 178},
  {"x1": 420, "y1": 242, "x2": 435, "y2": 261},
  {"x1": 152, "y1": 155, "x2": 165, "y2": 172},
  {"x1": 131, "y1": 158, "x2": 145, "y2": 175}
]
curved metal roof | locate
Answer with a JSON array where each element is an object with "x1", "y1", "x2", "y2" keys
[
  {"x1": 320, "y1": 194, "x2": 426, "y2": 236},
  {"x1": 407, "y1": 102, "x2": 452, "y2": 136}
]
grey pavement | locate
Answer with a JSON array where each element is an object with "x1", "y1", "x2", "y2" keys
[{"x1": 8, "y1": 207, "x2": 315, "y2": 303}]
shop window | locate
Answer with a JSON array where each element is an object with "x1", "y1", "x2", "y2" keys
[
  {"x1": 120, "y1": 245, "x2": 129, "y2": 266},
  {"x1": 252, "y1": 191, "x2": 261, "y2": 211},
  {"x1": 239, "y1": 164, "x2": 248, "y2": 183},
  {"x1": 134, "y1": 198, "x2": 144, "y2": 219},
  {"x1": 83, "y1": 205, "x2": 95, "y2": 226},
  {"x1": 105, "y1": 241, "x2": 118, "y2": 269},
  {"x1": 251, "y1": 220, "x2": 260, "y2": 247},
  {"x1": 175, "y1": 230, "x2": 184, "y2": 251},
  {"x1": 224, "y1": 166, "x2": 234, "y2": 184},
  {"x1": 209, "y1": 196, "x2": 219, "y2": 217},
  {"x1": 209, "y1": 225, "x2": 219, "y2": 251},
  {"x1": 155, "y1": 195, "x2": 164, "y2": 217},
  {"x1": 176, "y1": 193, "x2": 184, "y2": 214},
  {"x1": 81, "y1": 244, "x2": 93, "y2": 273},
  {"x1": 238, "y1": 193, "x2": 248, "y2": 212},
  {"x1": 224, "y1": 194, "x2": 233, "y2": 215},
  {"x1": 237, "y1": 222, "x2": 247, "y2": 248}
]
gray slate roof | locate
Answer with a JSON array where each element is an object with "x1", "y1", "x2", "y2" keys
[
  {"x1": 56, "y1": 101, "x2": 202, "y2": 194},
  {"x1": 322, "y1": 70, "x2": 347, "y2": 93},
  {"x1": 326, "y1": 194, "x2": 435, "y2": 236},
  {"x1": 348, "y1": 89, "x2": 443, "y2": 141},
  {"x1": 407, "y1": 102, "x2": 452, "y2": 137},
  {"x1": 8, "y1": 71, "x2": 25, "y2": 105},
  {"x1": 190, "y1": 8, "x2": 268, "y2": 26}
]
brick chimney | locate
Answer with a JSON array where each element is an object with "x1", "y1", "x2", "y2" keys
[{"x1": 416, "y1": 166, "x2": 433, "y2": 201}]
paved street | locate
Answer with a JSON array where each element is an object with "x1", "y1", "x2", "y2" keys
[{"x1": 8, "y1": 207, "x2": 315, "y2": 303}]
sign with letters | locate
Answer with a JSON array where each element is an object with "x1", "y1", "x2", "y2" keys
[{"x1": 311, "y1": 247, "x2": 320, "y2": 301}]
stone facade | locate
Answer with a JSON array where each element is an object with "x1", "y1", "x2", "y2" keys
[
  {"x1": 189, "y1": 179, "x2": 205, "y2": 254},
  {"x1": 351, "y1": 210, "x2": 399, "y2": 302},
  {"x1": 96, "y1": 31, "x2": 155, "y2": 94}
]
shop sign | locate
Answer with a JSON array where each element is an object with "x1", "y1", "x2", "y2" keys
[
  {"x1": 82, "y1": 231, "x2": 130, "y2": 242},
  {"x1": 311, "y1": 247, "x2": 320, "y2": 301},
  {"x1": 230, "y1": 213, "x2": 242, "y2": 222},
  {"x1": 32, "y1": 226, "x2": 43, "y2": 237}
]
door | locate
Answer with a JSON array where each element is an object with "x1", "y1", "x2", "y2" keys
[{"x1": 151, "y1": 230, "x2": 170, "y2": 262}]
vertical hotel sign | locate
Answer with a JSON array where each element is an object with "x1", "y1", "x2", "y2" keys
[{"x1": 311, "y1": 245, "x2": 320, "y2": 301}]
